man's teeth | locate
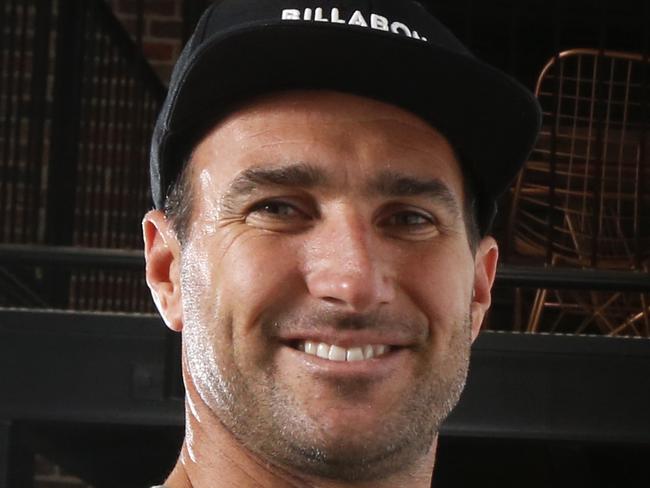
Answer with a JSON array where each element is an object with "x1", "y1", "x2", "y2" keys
[{"x1": 297, "y1": 341, "x2": 390, "y2": 361}]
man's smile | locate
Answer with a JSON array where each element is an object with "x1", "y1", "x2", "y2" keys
[
  {"x1": 277, "y1": 335, "x2": 416, "y2": 380},
  {"x1": 275, "y1": 322, "x2": 422, "y2": 366},
  {"x1": 295, "y1": 340, "x2": 391, "y2": 361}
]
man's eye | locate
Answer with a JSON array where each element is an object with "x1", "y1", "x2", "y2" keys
[
  {"x1": 385, "y1": 211, "x2": 433, "y2": 227},
  {"x1": 246, "y1": 199, "x2": 313, "y2": 232},
  {"x1": 377, "y1": 209, "x2": 440, "y2": 240},
  {"x1": 252, "y1": 201, "x2": 300, "y2": 217}
]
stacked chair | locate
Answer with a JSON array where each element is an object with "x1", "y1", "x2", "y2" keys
[{"x1": 507, "y1": 49, "x2": 650, "y2": 336}]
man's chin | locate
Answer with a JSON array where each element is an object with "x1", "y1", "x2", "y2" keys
[{"x1": 277, "y1": 425, "x2": 436, "y2": 482}]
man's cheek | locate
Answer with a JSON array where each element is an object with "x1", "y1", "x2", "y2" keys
[{"x1": 228, "y1": 242, "x2": 298, "y2": 320}]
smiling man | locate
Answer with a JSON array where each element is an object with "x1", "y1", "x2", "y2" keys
[{"x1": 142, "y1": 1, "x2": 540, "y2": 487}]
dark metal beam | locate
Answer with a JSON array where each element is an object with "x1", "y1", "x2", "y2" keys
[
  {"x1": 0, "y1": 420, "x2": 33, "y2": 488},
  {"x1": 495, "y1": 264, "x2": 650, "y2": 292},
  {"x1": 0, "y1": 310, "x2": 182, "y2": 426},
  {"x1": 0, "y1": 244, "x2": 144, "y2": 269},
  {"x1": 0, "y1": 421, "x2": 7, "y2": 488},
  {"x1": 45, "y1": 0, "x2": 86, "y2": 248},
  {"x1": 1, "y1": 309, "x2": 649, "y2": 443},
  {"x1": 1, "y1": 245, "x2": 648, "y2": 292},
  {"x1": 446, "y1": 331, "x2": 650, "y2": 443},
  {"x1": 44, "y1": 0, "x2": 87, "y2": 308},
  {"x1": 93, "y1": 0, "x2": 166, "y2": 103}
]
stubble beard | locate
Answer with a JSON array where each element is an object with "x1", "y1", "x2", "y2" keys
[{"x1": 184, "y1": 310, "x2": 472, "y2": 482}]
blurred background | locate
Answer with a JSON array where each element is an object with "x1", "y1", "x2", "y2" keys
[{"x1": 0, "y1": 0, "x2": 649, "y2": 486}]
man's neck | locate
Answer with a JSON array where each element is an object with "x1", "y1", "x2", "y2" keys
[
  {"x1": 164, "y1": 441, "x2": 435, "y2": 488},
  {"x1": 162, "y1": 389, "x2": 436, "y2": 488}
]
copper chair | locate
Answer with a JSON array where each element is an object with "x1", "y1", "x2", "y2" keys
[{"x1": 507, "y1": 49, "x2": 650, "y2": 337}]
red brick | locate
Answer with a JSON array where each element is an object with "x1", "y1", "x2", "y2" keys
[
  {"x1": 118, "y1": 17, "x2": 139, "y2": 37},
  {"x1": 152, "y1": 63, "x2": 174, "y2": 84},
  {"x1": 116, "y1": 0, "x2": 138, "y2": 14},
  {"x1": 149, "y1": 19, "x2": 183, "y2": 38},
  {"x1": 117, "y1": 0, "x2": 177, "y2": 17},
  {"x1": 142, "y1": 40, "x2": 174, "y2": 61}
]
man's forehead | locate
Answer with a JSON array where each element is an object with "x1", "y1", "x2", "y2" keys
[
  {"x1": 206, "y1": 90, "x2": 453, "y2": 145},
  {"x1": 191, "y1": 89, "x2": 463, "y2": 180}
]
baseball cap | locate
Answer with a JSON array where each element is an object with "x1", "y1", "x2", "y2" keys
[{"x1": 150, "y1": 0, "x2": 541, "y2": 235}]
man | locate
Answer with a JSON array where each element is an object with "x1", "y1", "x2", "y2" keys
[{"x1": 142, "y1": 1, "x2": 540, "y2": 486}]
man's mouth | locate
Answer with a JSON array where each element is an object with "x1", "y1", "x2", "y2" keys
[{"x1": 290, "y1": 340, "x2": 393, "y2": 362}]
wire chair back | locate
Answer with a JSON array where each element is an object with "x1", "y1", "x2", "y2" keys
[{"x1": 508, "y1": 49, "x2": 650, "y2": 336}]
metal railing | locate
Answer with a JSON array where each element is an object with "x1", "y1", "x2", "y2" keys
[{"x1": 0, "y1": 0, "x2": 165, "y2": 312}]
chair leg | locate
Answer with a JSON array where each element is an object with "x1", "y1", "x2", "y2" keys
[
  {"x1": 514, "y1": 287, "x2": 523, "y2": 332},
  {"x1": 548, "y1": 305, "x2": 567, "y2": 333},
  {"x1": 575, "y1": 292, "x2": 621, "y2": 335},
  {"x1": 527, "y1": 288, "x2": 548, "y2": 332},
  {"x1": 641, "y1": 294, "x2": 650, "y2": 337},
  {"x1": 608, "y1": 303, "x2": 650, "y2": 336}
]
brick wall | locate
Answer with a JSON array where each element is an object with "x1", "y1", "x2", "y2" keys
[
  {"x1": 29, "y1": 1, "x2": 186, "y2": 485},
  {"x1": 109, "y1": 0, "x2": 186, "y2": 84}
]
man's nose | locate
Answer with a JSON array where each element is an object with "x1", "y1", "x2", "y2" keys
[{"x1": 303, "y1": 213, "x2": 396, "y2": 312}]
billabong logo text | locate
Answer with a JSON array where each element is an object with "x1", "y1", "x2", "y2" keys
[{"x1": 281, "y1": 8, "x2": 428, "y2": 42}]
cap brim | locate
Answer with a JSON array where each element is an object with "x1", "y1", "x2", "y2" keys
[{"x1": 157, "y1": 22, "x2": 541, "y2": 227}]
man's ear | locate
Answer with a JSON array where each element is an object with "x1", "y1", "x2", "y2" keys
[
  {"x1": 470, "y1": 236, "x2": 499, "y2": 343},
  {"x1": 142, "y1": 209, "x2": 183, "y2": 332}
]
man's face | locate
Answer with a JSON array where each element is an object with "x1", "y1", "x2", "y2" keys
[{"x1": 173, "y1": 91, "x2": 491, "y2": 480}]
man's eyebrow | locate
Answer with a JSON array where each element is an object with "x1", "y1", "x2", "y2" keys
[
  {"x1": 368, "y1": 171, "x2": 462, "y2": 217},
  {"x1": 220, "y1": 163, "x2": 328, "y2": 208}
]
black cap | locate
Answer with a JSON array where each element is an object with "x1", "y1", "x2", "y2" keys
[{"x1": 150, "y1": 0, "x2": 541, "y2": 235}]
